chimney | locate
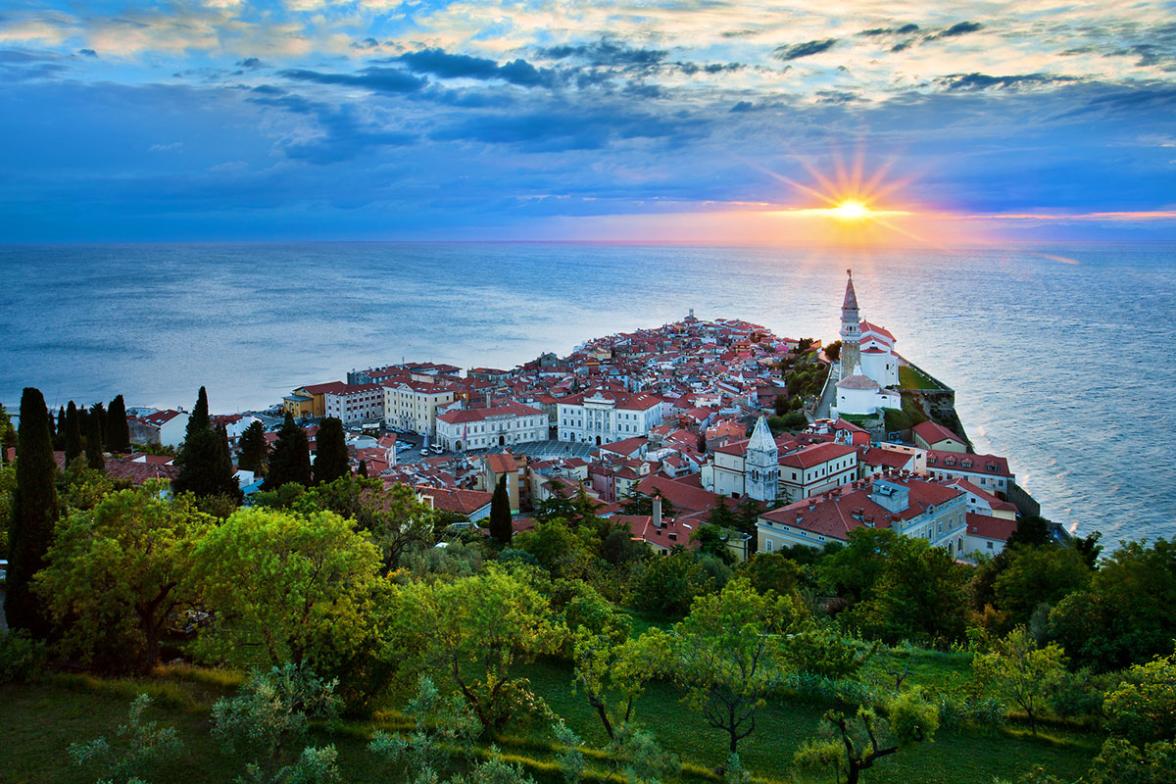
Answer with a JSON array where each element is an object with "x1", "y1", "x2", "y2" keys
[{"x1": 653, "y1": 492, "x2": 664, "y2": 528}]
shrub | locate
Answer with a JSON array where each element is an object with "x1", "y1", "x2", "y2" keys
[{"x1": 0, "y1": 629, "x2": 48, "y2": 683}]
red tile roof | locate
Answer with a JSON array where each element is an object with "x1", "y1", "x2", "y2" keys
[
  {"x1": 438, "y1": 402, "x2": 543, "y2": 424},
  {"x1": 926, "y1": 449, "x2": 1011, "y2": 478},
  {"x1": 778, "y1": 442, "x2": 857, "y2": 469},
  {"x1": 913, "y1": 421, "x2": 965, "y2": 446},
  {"x1": 966, "y1": 512, "x2": 1017, "y2": 542}
]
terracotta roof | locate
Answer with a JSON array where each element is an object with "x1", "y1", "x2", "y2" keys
[
  {"x1": 635, "y1": 473, "x2": 730, "y2": 515},
  {"x1": 599, "y1": 436, "x2": 647, "y2": 456},
  {"x1": 967, "y1": 512, "x2": 1017, "y2": 542},
  {"x1": 913, "y1": 421, "x2": 965, "y2": 446},
  {"x1": 837, "y1": 373, "x2": 879, "y2": 390},
  {"x1": 926, "y1": 449, "x2": 1011, "y2": 478},
  {"x1": 779, "y1": 442, "x2": 857, "y2": 469},
  {"x1": 859, "y1": 320, "x2": 895, "y2": 342},
  {"x1": 416, "y1": 485, "x2": 494, "y2": 516},
  {"x1": 760, "y1": 478, "x2": 963, "y2": 540},
  {"x1": 864, "y1": 447, "x2": 915, "y2": 470},
  {"x1": 300, "y1": 381, "x2": 348, "y2": 395},
  {"x1": 484, "y1": 452, "x2": 520, "y2": 475},
  {"x1": 438, "y1": 402, "x2": 543, "y2": 424},
  {"x1": 948, "y1": 479, "x2": 1018, "y2": 512}
]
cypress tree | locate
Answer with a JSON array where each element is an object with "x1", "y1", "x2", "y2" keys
[
  {"x1": 5, "y1": 387, "x2": 60, "y2": 636},
  {"x1": 85, "y1": 404, "x2": 105, "y2": 470},
  {"x1": 237, "y1": 420, "x2": 268, "y2": 476},
  {"x1": 63, "y1": 400, "x2": 82, "y2": 465},
  {"x1": 357, "y1": 459, "x2": 368, "y2": 478},
  {"x1": 265, "y1": 412, "x2": 311, "y2": 489},
  {"x1": 54, "y1": 406, "x2": 66, "y2": 450},
  {"x1": 173, "y1": 388, "x2": 238, "y2": 499},
  {"x1": 106, "y1": 394, "x2": 131, "y2": 453},
  {"x1": 92, "y1": 402, "x2": 107, "y2": 444},
  {"x1": 488, "y1": 474, "x2": 512, "y2": 546},
  {"x1": 313, "y1": 417, "x2": 350, "y2": 484}
]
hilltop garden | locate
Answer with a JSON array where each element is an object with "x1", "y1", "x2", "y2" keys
[{"x1": 1, "y1": 390, "x2": 1174, "y2": 784}]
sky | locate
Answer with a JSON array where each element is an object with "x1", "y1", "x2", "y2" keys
[{"x1": 0, "y1": 1, "x2": 1174, "y2": 243}]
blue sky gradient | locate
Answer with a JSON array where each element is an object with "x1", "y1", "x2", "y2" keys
[{"x1": 0, "y1": 1, "x2": 1173, "y2": 242}]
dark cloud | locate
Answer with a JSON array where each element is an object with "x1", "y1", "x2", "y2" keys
[
  {"x1": 0, "y1": 48, "x2": 67, "y2": 81},
  {"x1": 236, "y1": 57, "x2": 263, "y2": 69},
  {"x1": 395, "y1": 48, "x2": 558, "y2": 88},
  {"x1": 79, "y1": 48, "x2": 97, "y2": 57},
  {"x1": 941, "y1": 72, "x2": 1076, "y2": 91},
  {"x1": 816, "y1": 90, "x2": 863, "y2": 104},
  {"x1": 540, "y1": 40, "x2": 667, "y2": 68},
  {"x1": 351, "y1": 37, "x2": 380, "y2": 50},
  {"x1": 940, "y1": 21, "x2": 983, "y2": 37},
  {"x1": 675, "y1": 61, "x2": 743, "y2": 76},
  {"x1": 774, "y1": 39, "x2": 837, "y2": 61},
  {"x1": 279, "y1": 66, "x2": 426, "y2": 93},
  {"x1": 860, "y1": 23, "x2": 919, "y2": 36}
]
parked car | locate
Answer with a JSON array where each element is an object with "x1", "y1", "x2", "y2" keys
[
  {"x1": 419, "y1": 449, "x2": 430, "y2": 457},
  {"x1": 431, "y1": 445, "x2": 444, "y2": 454}
]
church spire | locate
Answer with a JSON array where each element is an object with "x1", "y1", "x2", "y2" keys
[{"x1": 842, "y1": 269, "x2": 859, "y2": 313}]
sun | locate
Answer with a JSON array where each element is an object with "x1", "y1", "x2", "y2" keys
[{"x1": 828, "y1": 199, "x2": 873, "y2": 221}]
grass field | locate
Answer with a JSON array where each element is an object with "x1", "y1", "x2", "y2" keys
[
  {"x1": 0, "y1": 651, "x2": 1100, "y2": 784},
  {"x1": 898, "y1": 365, "x2": 941, "y2": 391}
]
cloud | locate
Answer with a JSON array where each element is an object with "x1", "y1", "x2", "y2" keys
[
  {"x1": 860, "y1": 24, "x2": 919, "y2": 37},
  {"x1": 236, "y1": 56, "x2": 263, "y2": 69},
  {"x1": 279, "y1": 66, "x2": 426, "y2": 93},
  {"x1": 941, "y1": 72, "x2": 1077, "y2": 91},
  {"x1": 78, "y1": 48, "x2": 96, "y2": 57},
  {"x1": 938, "y1": 21, "x2": 984, "y2": 38},
  {"x1": 396, "y1": 48, "x2": 559, "y2": 88},
  {"x1": 774, "y1": 39, "x2": 837, "y2": 61},
  {"x1": 539, "y1": 39, "x2": 667, "y2": 68}
]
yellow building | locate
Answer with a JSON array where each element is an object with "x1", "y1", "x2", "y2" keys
[{"x1": 283, "y1": 381, "x2": 347, "y2": 419}]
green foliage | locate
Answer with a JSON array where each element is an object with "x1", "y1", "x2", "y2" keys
[
  {"x1": 0, "y1": 628, "x2": 48, "y2": 683},
  {"x1": 670, "y1": 578, "x2": 798, "y2": 754},
  {"x1": 794, "y1": 689, "x2": 940, "y2": 784},
  {"x1": 691, "y1": 524, "x2": 736, "y2": 565},
  {"x1": 1086, "y1": 737, "x2": 1175, "y2": 784},
  {"x1": 369, "y1": 675, "x2": 481, "y2": 781},
  {"x1": 238, "y1": 420, "x2": 269, "y2": 477},
  {"x1": 767, "y1": 411, "x2": 808, "y2": 434},
  {"x1": 489, "y1": 475, "x2": 513, "y2": 547},
  {"x1": 65, "y1": 400, "x2": 83, "y2": 465},
  {"x1": 515, "y1": 519, "x2": 595, "y2": 579},
  {"x1": 782, "y1": 626, "x2": 878, "y2": 680},
  {"x1": 0, "y1": 461, "x2": 15, "y2": 558},
  {"x1": 106, "y1": 394, "x2": 132, "y2": 453},
  {"x1": 36, "y1": 485, "x2": 214, "y2": 674},
  {"x1": 572, "y1": 626, "x2": 669, "y2": 738},
  {"x1": 1048, "y1": 538, "x2": 1175, "y2": 671},
  {"x1": 604, "y1": 724, "x2": 678, "y2": 784},
  {"x1": 61, "y1": 461, "x2": 118, "y2": 511},
  {"x1": 737, "y1": 551, "x2": 807, "y2": 597},
  {"x1": 173, "y1": 387, "x2": 240, "y2": 500},
  {"x1": 385, "y1": 564, "x2": 565, "y2": 735},
  {"x1": 312, "y1": 417, "x2": 350, "y2": 485},
  {"x1": 830, "y1": 530, "x2": 971, "y2": 647},
  {"x1": 631, "y1": 550, "x2": 714, "y2": 619},
  {"x1": 973, "y1": 627, "x2": 1068, "y2": 734},
  {"x1": 993, "y1": 544, "x2": 1091, "y2": 627},
  {"x1": 824, "y1": 341, "x2": 842, "y2": 362},
  {"x1": 267, "y1": 413, "x2": 312, "y2": 490},
  {"x1": 1101, "y1": 651, "x2": 1176, "y2": 746},
  {"x1": 211, "y1": 664, "x2": 342, "y2": 783},
  {"x1": 191, "y1": 506, "x2": 384, "y2": 674},
  {"x1": 69, "y1": 693, "x2": 183, "y2": 784},
  {"x1": 85, "y1": 403, "x2": 106, "y2": 470},
  {"x1": 6, "y1": 386, "x2": 60, "y2": 636}
]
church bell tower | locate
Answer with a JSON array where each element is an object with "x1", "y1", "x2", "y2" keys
[{"x1": 839, "y1": 269, "x2": 861, "y2": 374}]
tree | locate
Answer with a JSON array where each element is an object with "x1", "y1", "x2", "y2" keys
[
  {"x1": 69, "y1": 694, "x2": 183, "y2": 784},
  {"x1": 266, "y1": 413, "x2": 312, "y2": 490},
  {"x1": 488, "y1": 474, "x2": 512, "y2": 546},
  {"x1": 692, "y1": 524, "x2": 735, "y2": 564},
  {"x1": 173, "y1": 387, "x2": 239, "y2": 499},
  {"x1": 794, "y1": 689, "x2": 940, "y2": 784},
  {"x1": 0, "y1": 402, "x2": 16, "y2": 461},
  {"x1": 973, "y1": 626, "x2": 1067, "y2": 734},
  {"x1": 369, "y1": 675, "x2": 480, "y2": 781},
  {"x1": 824, "y1": 340, "x2": 842, "y2": 362},
  {"x1": 572, "y1": 627, "x2": 669, "y2": 739},
  {"x1": 313, "y1": 417, "x2": 350, "y2": 485},
  {"x1": 838, "y1": 533, "x2": 971, "y2": 646},
  {"x1": 105, "y1": 394, "x2": 131, "y2": 453},
  {"x1": 632, "y1": 550, "x2": 713, "y2": 619},
  {"x1": 211, "y1": 664, "x2": 342, "y2": 784},
  {"x1": 738, "y1": 551, "x2": 807, "y2": 597},
  {"x1": 993, "y1": 544, "x2": 1091, "y2": 627},
  {"x1": 1048, "y1": 539, "x2": 1175, "y2": 671},
  {"x1": 5, "y1": 387, "x2": 60, "y2": 636},
  {"x1": 84, "y1": 403, "x2": 105, "y2": 470},
  {"x1": 1086, "y1": 738, "x2": 1175, "y2": 784},
  {"x1": 55, "y1": 405, "x2": 66, "y2": 450},
  {"x1": 387, "y1": 565, "x2": 564, "y2": 735},
  {"x1": 317, "y1": 479, "x2": 437, "y2": 572},
  {"x1": 192, "y1": 507, "x2": 383, "y2": 671},
  {"x1": 670, "y1": 578, "x2": 798, "y2": 754},
  {"x1": 357, "y1": 459, "x2": 368, "y2": 478},
  {"x1": 1102, "y1": 651, "x2": 1176, "y2": 747},
  {"x1": 238, "y1": 420, "x2": 268, "y2": 476},
  {"x1": 64, "y1": 399, "x2": 83, "y2": 465},
  {"x1": 35, "y1": 485, "x2": 213, "y2": 674}
]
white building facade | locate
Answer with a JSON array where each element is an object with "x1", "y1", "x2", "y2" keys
[
  {"x1": 778, "y1": 442, "x2": 859, "y2": 502},
  {"x1": 436, "y1": 403, "x2": 547, "y2": 451},
  {"x1": 382, "y1": 381, "x2": 456, "y2": 436},
  {"x1": 324, "y1": 384, "x2": 385, "y2": 425},
  {"x1": 557, "y1": 389, "x2": 665, "y2": 445}
]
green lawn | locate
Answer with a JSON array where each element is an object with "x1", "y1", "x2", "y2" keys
[
  {"x1": 0, "y1": 656, "x2": 1100, "y2": 784},
  {"x1": 898, "y1": 366, "x2": 940, "y2": 391}
]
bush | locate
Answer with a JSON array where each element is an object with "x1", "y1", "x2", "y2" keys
[{"x1": 0, "y1": 629, "x2": 48, "y2": 683}]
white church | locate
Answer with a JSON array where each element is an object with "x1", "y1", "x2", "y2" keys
[{"x1": 832, "y1": 270, "x2": 902, "y2": 417}]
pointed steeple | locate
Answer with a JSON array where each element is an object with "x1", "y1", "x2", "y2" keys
[
  {"x1": 748, "y1": 414, "x2": 775, "y2": 452},
  {"x1": 842, "y1": 269, "x2": 859, "y2": 312}
]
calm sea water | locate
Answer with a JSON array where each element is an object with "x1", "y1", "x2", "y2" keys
[{"x1": 1, "y1": 243, "x2": 1173, "y2": 544}]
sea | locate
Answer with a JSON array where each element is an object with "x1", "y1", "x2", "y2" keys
[{"x1": 1, "y1": 242, "x2": 1173, "y2": 545}]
